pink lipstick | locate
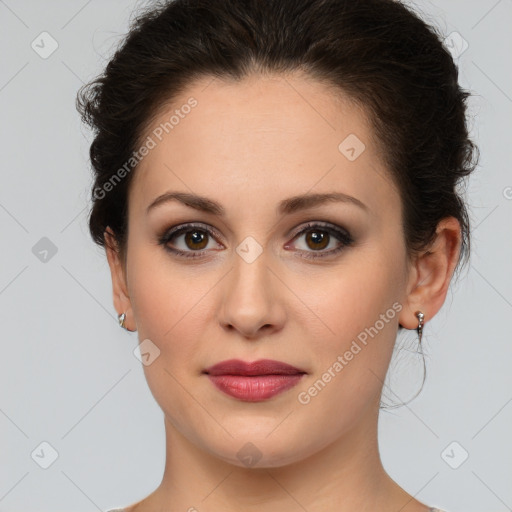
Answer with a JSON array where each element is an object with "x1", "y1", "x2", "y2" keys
[{"x1": 204, "y1": 359, "x2": 306, "y2": 401}]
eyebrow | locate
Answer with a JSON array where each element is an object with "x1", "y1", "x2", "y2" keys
[{"x1": 146, "y1": 190, "x2": 369, "y2": 216}]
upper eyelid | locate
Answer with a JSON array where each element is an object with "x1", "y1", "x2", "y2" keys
[
  {"x1": 166, "y1": 222, "x2": 224, "y2": 240},
  {"x1": 287, "y1": 220, "x2": 349, "y2": 238}
]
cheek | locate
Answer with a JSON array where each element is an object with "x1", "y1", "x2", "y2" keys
[
  {"x1": 127, "y1": 246, "x2": 218, "y2": 374},
  {"x1": 293, "y1": 287, "x2": 401, "y2": 438},
  {"x1": 126, "y1": 251, "x2": 210, "y2": 428},
  {"x1": 299, "y1": 249, "x2": 405, "y2": 399},
  {"x1": 304, "y1": 253, "x2": 403, "y2": 345},
  {"x1": 127, "y1": 242, "x2": 192, "y2": 333}
]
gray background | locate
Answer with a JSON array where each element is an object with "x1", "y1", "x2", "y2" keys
[{"x1": 1, "y1": 1, "x2": 511, "y2": 511}]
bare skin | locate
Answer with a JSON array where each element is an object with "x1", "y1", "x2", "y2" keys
[{"x1": 105, "y1": 72, "x2": 461, "y2": 512}]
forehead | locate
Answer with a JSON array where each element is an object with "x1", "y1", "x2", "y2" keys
[{"x1": 129, "y1": 72, "x2": 398, "y2": 217}]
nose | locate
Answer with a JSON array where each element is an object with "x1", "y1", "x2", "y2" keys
[{"x1": 218, "y1": 247, "x2": 287, "y2": 340}]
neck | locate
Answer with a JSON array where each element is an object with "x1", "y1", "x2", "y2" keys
[{"x1": 134, "y1": 400, "x2": 427, "y2": 512}]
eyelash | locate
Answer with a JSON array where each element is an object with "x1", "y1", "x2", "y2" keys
[{"x1": 157, "y1": 221, "x2": 354, "y2": 260}]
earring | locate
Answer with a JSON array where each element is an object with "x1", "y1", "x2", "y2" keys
[
  {"x1": 118, "y1": 312, "x2": 127, "y2": 330},
  {"x1": 415, "y1": 310, "x2": 425, "y2": 344}
]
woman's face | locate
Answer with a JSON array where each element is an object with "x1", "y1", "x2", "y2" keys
[{"x1": 115, "y1": 73, "x2": 414, "y2": 467}]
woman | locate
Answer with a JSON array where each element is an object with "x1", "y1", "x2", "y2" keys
[{"x1": 77, "y1": 0, "x2": 478, "y2": 510}]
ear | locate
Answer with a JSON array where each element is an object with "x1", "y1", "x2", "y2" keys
[
  {"x1": 399, "y1": 217, "x2": 462, "y2": 330},
  {"x1": 104, "y1": 227, "x2": 136, "y2": 332}
]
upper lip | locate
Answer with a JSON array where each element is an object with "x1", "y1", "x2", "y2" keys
[{"x1": 204, "y1": 359, "x2": 306, "y2": 376}]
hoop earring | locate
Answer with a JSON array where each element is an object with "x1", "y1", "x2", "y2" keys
[
  {"x1": 118, "y1": 312, "x2": 128, "y2": 330},
  {"x1": 415, "y1": 310, "x2": 425, "y2": 344}
]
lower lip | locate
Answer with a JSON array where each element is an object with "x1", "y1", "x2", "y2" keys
[{"x1": 207, "y1": 374, "x2": 304, "y2": 401}]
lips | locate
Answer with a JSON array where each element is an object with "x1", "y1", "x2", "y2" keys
[
  {"x1": 204, "y1": 359, "x2": 306, "y2": 376},
  {"x1": 204, "y1": 359, "x2": 306, "y2": 401}
]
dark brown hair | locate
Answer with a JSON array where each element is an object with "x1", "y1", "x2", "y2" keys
[{"x1": 77, "y1": 0, "x2": 478, "y2": 276}]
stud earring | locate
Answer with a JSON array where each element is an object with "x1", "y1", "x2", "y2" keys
[
  {"x1": 415, "y1": 310, "x2": 425, "y2": 344},
  {"x1": 118, "y1": 312, "x2": 127, "y2": 330}
]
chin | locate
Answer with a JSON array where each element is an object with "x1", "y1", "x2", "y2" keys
[{"x1": 196, "y1": 429, "x2": 321, "y2": 469}]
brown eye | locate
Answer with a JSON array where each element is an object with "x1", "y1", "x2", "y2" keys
[
  {"x1": 304, "y1": 230, "x2": 330, "y2": 251},
  {"x1": 287, "y1": 222, "x2": 354, "y2": 260},
  {"x1": 184, "y1": 229, "x2": 209, "y2": 250},
  {"x1": 158, "y1": 223, "x2": 224, "y2": 259}
]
